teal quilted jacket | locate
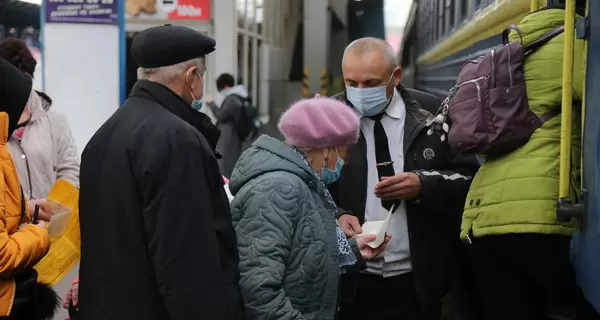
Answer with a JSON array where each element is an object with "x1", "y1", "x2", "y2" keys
[{"x1": 230, "y1": 135, "x2": 361, "y2": 320}]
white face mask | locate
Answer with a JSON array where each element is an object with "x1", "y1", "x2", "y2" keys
[{"x1": 345, "y1": 73, "x2": 394, "y2": 116}]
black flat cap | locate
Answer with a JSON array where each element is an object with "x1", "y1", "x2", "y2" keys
[
  {"x1": 0, "y1": 57, "x2": 32, "y2": 138},
  {"x1": 132, "y1": 24, "x2": 216, "y2": 68}
]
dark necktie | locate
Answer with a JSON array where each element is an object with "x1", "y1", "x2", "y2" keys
[{"x1": 370, "y1": 113, "x2": 398, "y2": 212}]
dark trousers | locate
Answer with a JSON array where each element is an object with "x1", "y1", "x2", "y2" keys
[
  {"x1": 470, "y1": 234, "x2": 581, "y2": 320},
  {"x1": 339, "y1": 272, "x2": 439, "y2": 320}
]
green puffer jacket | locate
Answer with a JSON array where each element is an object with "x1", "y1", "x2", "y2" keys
[{"x1": 461, "y1": 9, "x2": 585, "y2": 240}]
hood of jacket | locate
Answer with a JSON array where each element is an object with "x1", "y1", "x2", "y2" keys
[
  {"x1": 229, "y1": 134, "x2": 322, "y2": 196},
  {"x1": 222, "y1": 85, "x2": 248, "y2": 99},
  {"x1": 35, "y1": 91, "x2": 52, "y2": 112},
  {"x1": 28, "y1": 90, "x2": 52, "y2": 123},
  {"x1": 513, "y1": 8, "x2": 578, "y2": 47}
]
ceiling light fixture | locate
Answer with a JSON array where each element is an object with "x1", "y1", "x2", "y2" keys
[{"x1": 19, "y1": 0, "x2": 42, "y2": 5}]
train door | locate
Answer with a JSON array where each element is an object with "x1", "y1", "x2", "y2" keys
[{"x1": 570, "y1": 0, "x2": 600, "y2": 313}]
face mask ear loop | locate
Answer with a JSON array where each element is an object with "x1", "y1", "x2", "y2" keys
[{"x1": 323, "y1": 148, "x2": 330, "y2": 168}]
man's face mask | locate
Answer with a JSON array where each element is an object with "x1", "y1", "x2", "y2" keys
[
  {"x1": 345, "y1": 73, "x2": 394, "y2": 117},
  {"x1": 188, "y1": 69, "x2": 204, "y2": 111}
]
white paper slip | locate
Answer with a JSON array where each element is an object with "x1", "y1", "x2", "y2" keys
[
  {"x1": 45, "y1": 199, "x2": 72, "y2": 239},
  {"x1": 357, "y1": 204, "x2": 395, "y2": 248}
]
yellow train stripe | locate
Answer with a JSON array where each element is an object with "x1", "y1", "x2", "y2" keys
[{"x1": 417, "y1": 0, "x2": 537, "y2": 65}]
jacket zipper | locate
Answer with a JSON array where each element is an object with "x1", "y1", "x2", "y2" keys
[
  {"x1": 507, "y1": 47, "x2": 513, "y2": 86},
  {"x1": 14, "y1": 139, "x2": 34, "y2": 200},
  {"x1": 455, "y1": 76, "x2": 485, "y2": 102},
  {"x1": 490, "y1": 49, "x2": 496, "y2": 87}
]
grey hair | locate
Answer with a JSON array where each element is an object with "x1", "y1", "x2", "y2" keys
[
  {"x1": 137, "y1": 57, "x2": 206, "y2": 85},
  {"x1": 342, "y1": 37, "x2": 397, "y2": 73}
]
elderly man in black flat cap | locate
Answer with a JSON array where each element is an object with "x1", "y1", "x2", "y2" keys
[{"x1": 77, "y1": 25, "x2": 243, "y2": 320}]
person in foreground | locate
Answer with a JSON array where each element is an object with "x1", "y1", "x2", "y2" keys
[
  {"x1": 78, "y1": 25, "x2": 243, "y2": 320},
  {"x1": 230, "y1": 97, "x2": 390, "y2": 320},
  {"x1": 0, "y1": 57, "x2": 54, "y2": 319},
  {"x1": 330, "y1": 37, "x2": 480, "y2": 319},
  {"x1": 461, "y1": 5, "x2": 588, "y2": 320}
]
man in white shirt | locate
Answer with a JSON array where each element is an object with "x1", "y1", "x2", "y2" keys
[{"x1": 330, "y1": 38, "x2": 479, "y2": 320}]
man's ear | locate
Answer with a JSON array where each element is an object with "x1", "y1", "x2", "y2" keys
[
  {"x1": 393, "y1": 67, "x2": 402, "y2": 86},
  {"x1": 184, "y1": 66, "x2": 198, "y2": 88}
]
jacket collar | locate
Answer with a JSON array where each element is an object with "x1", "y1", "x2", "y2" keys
[
  {"x1": 334, "y1": 84, "x2": 434, "y2": 153},
  {"x1": 129, "y1": 80, "x2": 221, "y2": 151}
]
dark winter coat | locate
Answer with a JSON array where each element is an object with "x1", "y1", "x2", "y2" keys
[{"x1": 78, "y1": 80, "x2": 243, "y2": 320}]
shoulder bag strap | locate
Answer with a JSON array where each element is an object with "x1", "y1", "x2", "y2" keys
[
  {"x1": 20, "y1": 186, "x2": 26, "y2": 223},
  {"x1": 524, "y1": 25, "x2": 565, "y2": 54},
  {"x1": 502, "y1": 24, "x2": 524, "y2": 45}
]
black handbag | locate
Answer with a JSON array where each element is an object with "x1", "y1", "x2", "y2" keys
[{"x1": 7, "y1": 188, "x2": 60, "y2": 320}]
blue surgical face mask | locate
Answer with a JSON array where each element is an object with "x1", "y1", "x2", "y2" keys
[
  {"x1": 321, "y1": 148, "x2": 345, "y2": 185},
  {"x1": 189, "y1": 70, "x2": 204, "y2": 111},
  {"x1": 346, "y1": 74, "x2": 394, "y2": 117}
]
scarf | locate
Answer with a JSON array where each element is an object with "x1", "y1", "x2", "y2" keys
[{"x1": 290, "y1": 147, "x2": 357, "y2": 271}]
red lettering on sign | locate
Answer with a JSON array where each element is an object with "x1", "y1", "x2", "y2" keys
[{"x1": 167, "y1": 0, "x2": 210, "y2": 20}]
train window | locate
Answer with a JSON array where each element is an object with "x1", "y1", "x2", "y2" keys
[
  {"x1": 438, "y1": 0, "x2": 445, "y2": 39},
  {"x1": 460, "y1": 0, "x2": 468, "y2": 21},
  {"x1": 446, "y1": 0, "x2": 454, "y2": 31}
]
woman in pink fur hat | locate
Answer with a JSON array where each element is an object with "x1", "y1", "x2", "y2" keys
[{"x1": 228, "y1": 97, "x2": 391, "y2": 320}]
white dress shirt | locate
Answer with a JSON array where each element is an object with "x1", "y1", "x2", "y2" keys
[{"x1": 359, "y1": 88, "x2": 412, "y2": 277}]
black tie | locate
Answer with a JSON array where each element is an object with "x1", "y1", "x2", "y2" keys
[{"x1": 370, "y1": 113, "x2": 398, "y2": 212}]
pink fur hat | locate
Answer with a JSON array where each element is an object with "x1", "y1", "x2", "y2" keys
[{"x1": 278, "y1": 97, "x2": 360, "y2": 148}]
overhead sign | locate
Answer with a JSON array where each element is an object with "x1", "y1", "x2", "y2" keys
[
  {"x1": 45, "y1": 0, "x2": 118, "y2": 25},
  {"x1": 126, "y1": 0, "x2": 210, "y2": 20}
]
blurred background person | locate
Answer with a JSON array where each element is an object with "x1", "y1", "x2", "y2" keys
[
  {"x1": 230, "y1": 97, "x2": 390, "y2": 320},
  {"x1": 0, "y1": 57, "x2": 56, "y2": 320},
  {"x1": 205, "y1": 73, "x2": 255, "y2": 178},
  {"x1": 0, "y1": 38, "x2": 79, "y2": 219}
]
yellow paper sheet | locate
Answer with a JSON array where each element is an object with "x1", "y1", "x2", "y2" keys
[{"x1": 34, "y1": 180, "x2": 80, "y2": 286}]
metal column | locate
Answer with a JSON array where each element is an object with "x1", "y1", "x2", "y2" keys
[{"x1": 303, "y1": 0, "x2": 330, "y2": 97}]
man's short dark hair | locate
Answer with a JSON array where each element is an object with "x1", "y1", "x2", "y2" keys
[{"x1": 216, "y1": 73, "x2": 235, "y2": 91}]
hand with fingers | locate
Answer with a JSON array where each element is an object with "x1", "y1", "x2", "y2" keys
[
  {"x1": 374, "y1": 172, "x2": 422, "y2": 201},
  {"x1": 27, "y1": 199, "x2": 52, "y2": 222},
  {"x1": 338, "y1": 214, "x2": 362, "y2": 238},
  {"x1": 355, "y1": 233, "x2": 392, "y2": 260},
  {"x1": 63, "y1": 277, "x2": 79, "y2": 309}
]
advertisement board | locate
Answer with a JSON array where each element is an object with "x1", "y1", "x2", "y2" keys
[
  {"x1": 126, "y1": 0, "x2": 210, "y2": 20},
  {"x1": 45, "y1": 0, "x2": 118, "y2": 25}
]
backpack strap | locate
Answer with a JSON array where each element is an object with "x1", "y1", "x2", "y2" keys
[
  {"x1": 524, "y1": 25, "x2": 565, "y2": 54},
  {"x1": 540, "y1": 107, "x2": 561, "y2": 123},
  {"x1": 502, "y1": 24, "x2": 524, "y2": 45}
]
